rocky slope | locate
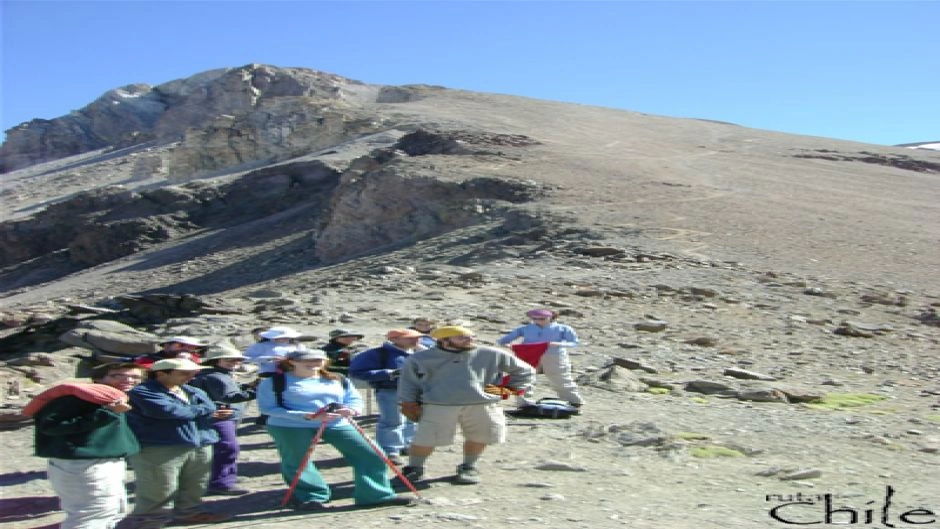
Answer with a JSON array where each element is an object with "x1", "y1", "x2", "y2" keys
[{"x1": 1, "y1": 64, "x2": 938, "y2": 528}]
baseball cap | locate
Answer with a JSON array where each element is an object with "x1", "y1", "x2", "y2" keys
[{"x1": 150, "y1": 358, "x2": 211, "y2": 371}]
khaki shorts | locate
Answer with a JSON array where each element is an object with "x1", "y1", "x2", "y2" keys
[{"x1": 412, "y1": 403, "x2": 507, "y2": 446}]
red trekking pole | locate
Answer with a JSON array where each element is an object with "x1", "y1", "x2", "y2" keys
[
  {"x1": 280, "y1": 413, "x2": 330, "y2": 507},
  {"x1": 346, "y1": 416, "x2": 423, "y2": 500}
]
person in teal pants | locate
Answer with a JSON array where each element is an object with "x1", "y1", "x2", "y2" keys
[{"x1": 257, "y1": 348, "x2": 411, "y2": 510}]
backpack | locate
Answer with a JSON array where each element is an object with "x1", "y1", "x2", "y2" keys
[
  {"x1": 271, "y1": 372, "x2": 349, "y2": 410},
  {"x1": 505, "y1": 398, "x2": 580, "y2": 419}
]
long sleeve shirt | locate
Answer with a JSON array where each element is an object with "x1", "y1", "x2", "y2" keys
[
  {"x1": 347, "y1": 342, "x2": 412, "y2": 389},
  {"x1": 257, "y1": 373, "x2": 362, "y2": 429},
  {"x1": 398, "y1": 345, "x2": 535, "y2": 406},
  {"x1": 34, "y1": 395, "x2": 140, "y2": 459},
  {"x1": 126, "y1": 380, "x2": 219, "y2": 447},
  {"x1": 497, "y1": 322, "x2": 579, "y2": 348},
  {"x1": 243, "y1": 341, "x2": 301, "y2": 374},
  {"x1": 189, "y1": 367, "x2": 256, "y2": 422}
]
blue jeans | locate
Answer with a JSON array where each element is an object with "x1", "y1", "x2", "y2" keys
[{"x1": 375, "y1": 388, "x2": 415, "y2": 456}]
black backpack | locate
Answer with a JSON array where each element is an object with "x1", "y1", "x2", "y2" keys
[
  {"x1": 271, "y1": 372, "x2": 349, "y2": 410},
  {"x1": 505, "y1": 398, "x2": 580, "y2": 419}
]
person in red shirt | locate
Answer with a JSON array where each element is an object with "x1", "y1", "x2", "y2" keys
[{"x1": 133, "y1": 336, "x2": 208, "y2": 368}]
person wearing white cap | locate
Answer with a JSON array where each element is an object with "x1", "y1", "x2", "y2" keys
[
  {"x1": 133, "y1": 336, "x2": 209, "y2": 369},
  {"x1": 189, "y1": 344, "x2": 256, "y2": 496},
  {"x1": 243, "y1": 326, "x2": 304, "y2": 376},
  {"x1": 123, "y1": 358, "x2": 233, "y2": 528}
]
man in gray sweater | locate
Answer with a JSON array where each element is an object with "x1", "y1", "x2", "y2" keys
[{"x1": 397, "y1": 325, "x2": 534, "y2": 485}]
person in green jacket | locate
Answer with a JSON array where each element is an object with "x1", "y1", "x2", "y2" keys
[{"x1": 33, "y1": 362, "x2": 144, "y2": 529}]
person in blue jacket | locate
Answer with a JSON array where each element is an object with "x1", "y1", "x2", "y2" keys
[
  {"x1": 257, "y1": 348, "x2": 410, "y2": 510},
  {"x1": 348, "y1": 328, "x2": 424, "y2": 465},
  {"x1": 497, "y1": 308, "x2": 585, "y2": 408},
  {"x1": 124, "y1": 358, "x2": 232, "y2": 529},
  {"x1": 189, "y1": 343, "x2": 256, "y2": 496}
]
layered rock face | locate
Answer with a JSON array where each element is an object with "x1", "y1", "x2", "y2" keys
[
  {"x1": 0, "y1": 64, "x2": 371, "y2": 173},
  {"x1": 0, "y1": 124, "x2": 544, "y2": 291}
]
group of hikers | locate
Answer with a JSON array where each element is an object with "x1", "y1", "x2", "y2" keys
[{"x1": 27, "y1": 310, "x2": 584, "y2": 529}]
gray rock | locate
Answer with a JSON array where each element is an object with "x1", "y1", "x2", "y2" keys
[
  {"x1": 779, "y1": 468, "x2": 823, "y2": 481},
  {"x1": 723, "y1": 367, "x2": 777, "y2": 381},
  {"x1": 635, "y1": 320, "x2": 668, "y2": 332}
]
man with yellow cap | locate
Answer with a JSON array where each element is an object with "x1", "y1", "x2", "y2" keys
[{"x1": 397, "y1": 325, "x2": 534, "y2": 485}]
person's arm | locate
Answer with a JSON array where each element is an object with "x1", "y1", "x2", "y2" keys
[
  {"x1": 35, "y1": 398, "x2": 121, "y2": 436},
  {"x1": 497, "y1": 327, "x2": 523, "y2": 346},
  {"x1": 501, "y1": 352, "x2": 536, "y2": 392},
  {"x1": 348, "y1": 349, "x2": 397, "y2": 382},
  {"x1": 552, "y1": 325, "x2": 579, "y2": 348},
  {"x1": 339, "y1": 380, "x2": 364, "y2": 415},
  {"x1": 397, "y1": 356, "x2": 422, "y2": 403}
]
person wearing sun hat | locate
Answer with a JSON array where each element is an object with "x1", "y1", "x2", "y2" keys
[
  {"x1": 497, "y1": 309, "x2": 584, "y2": 409},
  {"x1": 347, "y1": 328, "x2": 424, "y2": 465},
  {"x1": 123, "y1": 358, "x2": 233, "y2": 527},
  {"x1": 397, "y1": 325, "x2": 534, "y2": 485},
  {"x1": 189, "y1": 343, "x2": 256, "y2": 496},
  {"x1": 320, "y1": 329, "x2": 366, "y2": 376},
  {"x1": 243, "y1": 326, "x2": 305, "y2": 376}
]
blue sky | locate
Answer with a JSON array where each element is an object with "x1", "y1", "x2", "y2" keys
[{"x1": 2, "y1": 1, "x2": 937, "y2": 146}]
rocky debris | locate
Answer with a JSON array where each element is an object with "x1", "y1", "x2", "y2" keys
[
  {"x1": 736, "y1": 387, "x2": 789, "y2": 403},
  {"x1": 114, "y1": 294, "x2": 243, "y2": 323},
  {"x1": 833, "y1": 320, "x2": 893, "y2": 337},
  {"x1": 684, "y1": 336, "x2": 719, "y2": 347},
  {"x1": 777, "y1": 468, "x2": 823, "y2": 481},
  {"x1": 577, "y1": 365, "x2": 648, "y2": 392},
  {"x1": 634, "y1": 319, "x2": 668, "y2": 332},
  {"x1": 610, "y1": 357, "x2": 658, "y2": 374},
  {"x1": 59, "y1": 319, "x2": 159, "y2": 359},
  {"x1": 723, "y1": 367, "x2": 776, "y2": 381},
  {"x1": 574, "y1": 246, "x2": 626, "y2": 257},
  {"x1": 684, "y1": 380, "x2": 737, "y2": 396},
  {"x1": 915, "y1": 306, "x2": 940, "y2": 327},
  {"x1": 792, "y1": 149, "x2": 940, "y2": 173}
]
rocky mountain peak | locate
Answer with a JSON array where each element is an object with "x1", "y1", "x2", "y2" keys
[{"x1": 0, "y1": 64, "x2": 372, "y2": 173}]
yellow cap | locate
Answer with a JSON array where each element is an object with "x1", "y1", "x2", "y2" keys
[{"x1": 430, "y1": 326, "x2": 474, "y2": 340}]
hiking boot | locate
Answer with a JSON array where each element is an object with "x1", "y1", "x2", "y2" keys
[
  {"x1": 386, "y1": 453, "x2": 404, "y2": 466},
  {"x1": 454, "y1": 464, "x2": 481, "y2": 485},
  {"x1": 286, "y1": 499, "x2": 326, "y2": 511},
  {"x1": 206, "y1": 486, "x2": 250, "y2": 496},
  {"x1": 368, "y1": 495, "x2": 418, "y2": 508},
  {"x1": 171, "y1": 511, "x2": 232, "y2": 524},
  {"x1": 400, "y1": 465, "x2": 425, "y2": 483}
]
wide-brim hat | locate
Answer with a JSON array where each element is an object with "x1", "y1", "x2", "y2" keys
[
  {"x1": 201, "y1": 342, "x2": 246, "y2": 363},
  {"x1": 259, "y1": 326, "x2": 303, "y2": 340},
  {"x1": 159, "y1": 336, "x2": 209, "y2": 347},
  {"x1": 150, "y1": 358, "x2": 211, "y2": 371}
]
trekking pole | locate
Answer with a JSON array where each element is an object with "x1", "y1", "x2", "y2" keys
[
  {"x1": 280, "y1": 420, "x2": 329, "y2": 507},
  {"x1": 345, "y1": 416, "x2": 423, "y2": 499}
]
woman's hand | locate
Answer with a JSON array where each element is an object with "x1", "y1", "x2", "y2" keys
[
  {"x1": 104, "y1": 400, "x2": 132, "y2": 413},
  {"x1": 213, "y1": 408, "x2": 235, "y2": 420}
]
